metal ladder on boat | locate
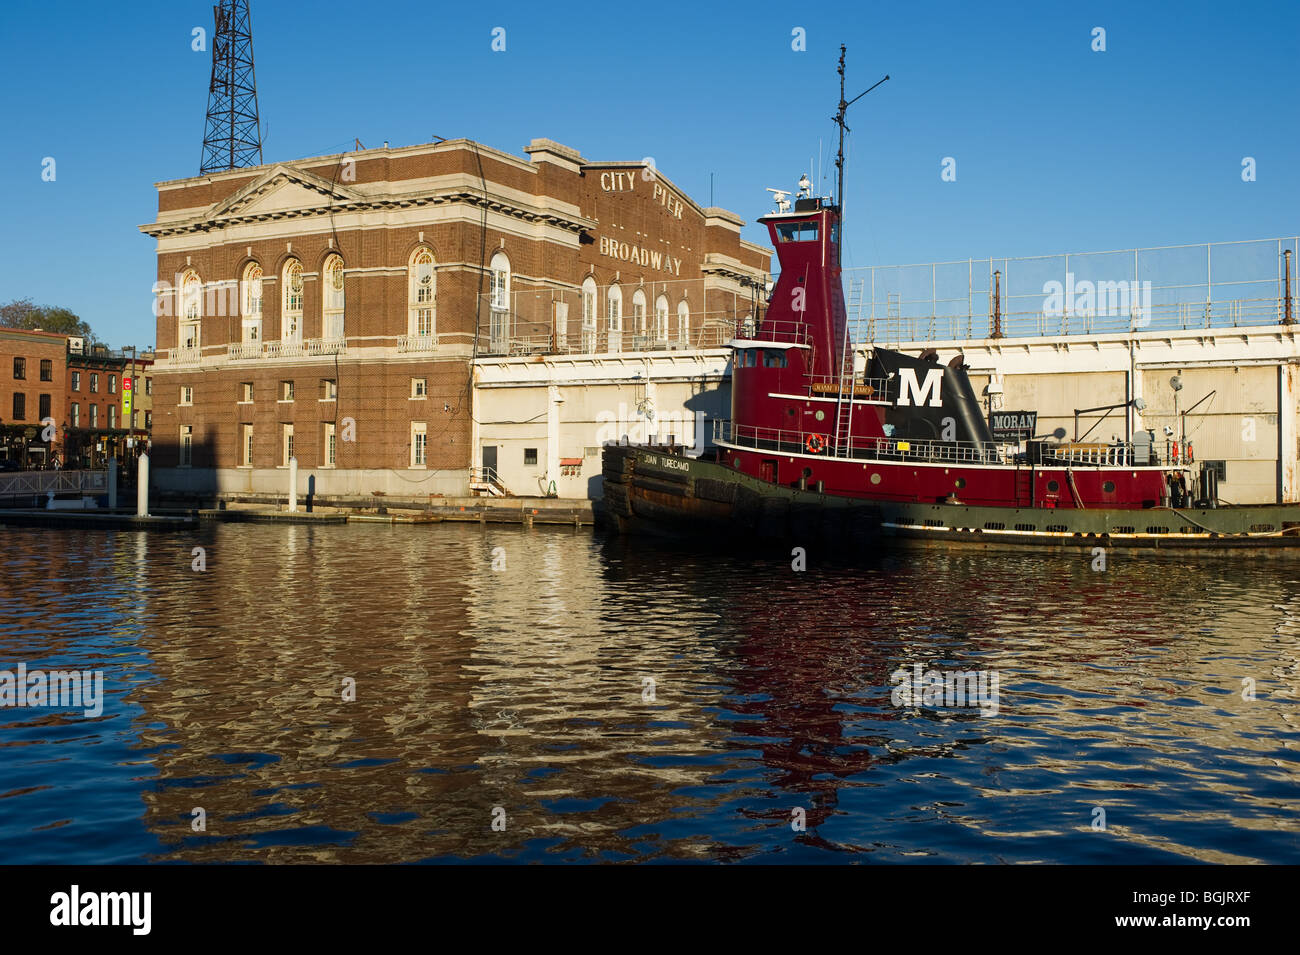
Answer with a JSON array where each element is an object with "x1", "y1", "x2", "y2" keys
[{"x1": 832, "y1": 279, "x2": 867, "y2": 457}]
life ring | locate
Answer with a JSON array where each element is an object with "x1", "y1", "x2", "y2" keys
[
  {"x1": 1171, "y1": 442, "x2": 1179, "y2": 464},
  {"x1": 806, "y1": 434, "x2": 827, "y2": 454}
]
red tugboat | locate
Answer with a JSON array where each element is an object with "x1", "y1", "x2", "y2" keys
[{"x1": 602, "y1": 50, "x2": 1300, "y2": 553}]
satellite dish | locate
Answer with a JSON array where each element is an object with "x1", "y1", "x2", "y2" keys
[
  {"x1": 1169, "y1": 376, "x2": 1183, "y2": 392},
  {"x1": 1133, "y1": 397, "x2": 1147, "y2": 412}
]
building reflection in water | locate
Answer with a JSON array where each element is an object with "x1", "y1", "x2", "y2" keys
[{"x1": 1, "y1": 523, "x2": 1297, "y2": 863}]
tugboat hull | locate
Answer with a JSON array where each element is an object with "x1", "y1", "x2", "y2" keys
[{"x1": 602, "y1": 445, "x2": 1300, "y2": 555}]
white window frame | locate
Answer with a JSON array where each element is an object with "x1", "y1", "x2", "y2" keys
[
  {"x1": 180, "y1": 269, "x2": 201, "y2": 352},
  {"x1": 632, "y1": 289, "x2": 647, "y2": 338},
  {"x1": 281, "y1": 423, "x2": 294, "y2": 467},
  {"x1": 322, "y1": 254, "x2": 345, "y2": 342},
  {"x1": 242, "y1": 262, "x2": 263, "y2": 343},
  {"x1": 411, "y1": 421, "x2": 427, "y2": 468},
  {"x1": 677, "y1": 300, "x2": 691, "y2": 344},
  {"x1": 489, "y1": 251, "x2": 510, "y2": 352},
  {"x1": 323, "y1": 422, "x2": 336, "y2": 467},
  {"x1": 179, "y1": 425, "x2": 193, "y2": 467},
  {"x1": 606, "y1": 284, "x2": 623, "y2": 353},
  {"x1": 411, "y1": 377, "x2": 428, "y2": 398},
  {"x1": 282, "y1": 259, "x2": 303, "y2": 343},
  {"x1": 408, "y1": 248, "x2": 436, "y2": 341},
  {"x1": 240, "y1": 424, "x2": 254, "y2": 467},
  {"x1": 581, "y1": 277, "x2": 597, "y2": 353},
  {"x1": 180, "y1": 385, "x2": 193, "y2": 406},
  {"x1": 655, "y1": 294, "x2": 669, "y2": 342}
]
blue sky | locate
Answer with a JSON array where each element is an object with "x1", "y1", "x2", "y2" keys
[{"x1": 0, "y1": 0, "x2": 1295, "y2": 347}]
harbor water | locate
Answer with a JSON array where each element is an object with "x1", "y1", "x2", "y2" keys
[{"x1": 0, "y1": 522, "x2": 1297, "y2": 863}]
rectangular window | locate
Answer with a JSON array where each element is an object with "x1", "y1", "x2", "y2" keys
[
  {"x1": 320, "y1": 379, "x2": 337, "y2": 400},
  {"x1": 71, "y1": 371, "x2": 80, "y2": 391},
  {"x1": 282, "y1": 423, "x2": 294, "y2": 466},
  {"x1": 109, "y1": 375, "x2": 117, "y2": 394},
  {"x1": 109, "y1": 405, "x2": 116, "y2": 428},
  {"x1": 90, "y1": 374, "x2": 98, "y2": 393},
  {"x1": 144, "y1": 411, "x2": 152, "y2": 429},
  {"x1": 281, "y1": 380, "x2": 294, "y2": 401},
  {"x1": 240, "y1": 382, "x2": 253, "y2": 402},
  {"x1": 12, "y1": 357, "x2": 24, "y2": 380},
  {"x1": 11, "y1": 393, "x2": 25, "y2": 420},
  {"x1": 1204, "y1": 459, "x2": 1227, "y2": 481},
  {"x1": 179, "y1": 425, "x2": 193, "y2": 466},
  {"x1": 71, "y1": 403, "x2": 80, "y2": 427},
  {"x1": 323, "y1": 422, "x2": 336, "y2": 466},
  {"x1": 89, "y1": 404, "x2": 98, "y2": 427},
  {"x1": 145, "y1": 378, "x2": 152, "y2": 396},
  {"x1": 39, "y1": 394, "x2": 51, "y2": 420},
  {"x1": 411, "y1": 422, "x2": 427, "y2": 467},
  {"x1": 241, "y1": 424, "x2": 254, "y2": 466},
  {"x1": 524, "y1": 447, "x2": 538, "y2": 466},
  {"x1": 180, "y1": 385, "x2": 192, "y2": 405},
  {"x1": 411, "y1": 378, "x2": 427, "y2": 398},
  {"x1": 39, "y1": 360, "x2": 52, "y2": 382}
]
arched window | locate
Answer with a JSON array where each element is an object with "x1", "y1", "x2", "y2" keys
[
  {"x1": 179, "y1": 269, "x2": 201, "y2": 352},
  {"x1": 489, "y1": 252, "x2": 510, "y2": 352},
  {"x1": 322, "y1": 254, "x2": 345, "y2": 342},
  {"x1": 632, "y1": 289, "x2": 647, "y2": 344},
  {"x1": 408, "y1": 248, "x2": 436, "y2": 344},
  {"x1": 677, "y1": 300, "x2": 690, "y2": 345},
  {"x1": 606, "y1": 284, "x2": 623, "y2": 353},
  {"x1": 581, "y1": 277, "x2": 597, "y2": 352},
  {"x1": 655, "y1": 294, "x2": 669, "y2": 342},
  {"x1": 241, "y1": 263, "x2": 263, "y2": 344},
  {"x1": 489, "y1": 251, "x2": 511, "y2": 309},
  {"x1": 282, "y1": 259, "x2": 303, "y2": 342}
]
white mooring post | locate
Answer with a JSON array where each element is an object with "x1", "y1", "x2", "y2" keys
[
  {"x1": 136, "y1": 453, "x2": 149, "y2": 517},
  {"x1": 107, "y1": 456, "x2": 117, "y2": 510},
  {"x1": 288, "y1": 457, "x2": 298, "y2": 512}
]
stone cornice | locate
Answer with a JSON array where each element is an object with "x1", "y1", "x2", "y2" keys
[{"x1": 141, "y1": 189, "x2": 597, "y2": 240}]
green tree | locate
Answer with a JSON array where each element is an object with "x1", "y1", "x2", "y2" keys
[{"x1": 0, "y1": 298, "x2": 100, "y2": 344}]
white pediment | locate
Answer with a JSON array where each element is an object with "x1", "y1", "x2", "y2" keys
[{"x1": 210, "y1": 165, "x2": 363, "y2": 220}]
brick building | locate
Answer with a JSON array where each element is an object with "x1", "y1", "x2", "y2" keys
[
  {"x1": 0, "y1": 327, "x2": 66, "y2": 467},
  {"x1": 63, "y1": 343, "x2": 155, "y2": 469},
  {"x1": 141, "y1": 137, "x2": 770, "y2": 498}
]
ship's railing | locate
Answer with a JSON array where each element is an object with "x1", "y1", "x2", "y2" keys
[
  {"x1": 744, "y1": 320, "x2": 813, "y2": 345},
  {"x1": 714, "y1": 420, "x2": 1005, "y2": 464},
  {"x1": 1048, "y1": 443, "x2": 1134, "y2": 466}
]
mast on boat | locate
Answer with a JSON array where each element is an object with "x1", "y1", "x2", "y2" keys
[
  {"x1": 832, "y1": 45, "x2": 888, "y2": 269},
  {"x1": 831, "y1": 47, "x2": 889, "y2": 454}
]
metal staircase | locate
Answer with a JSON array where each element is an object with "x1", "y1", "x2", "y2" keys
[
  {"x1": 469, "y1": 467, "x2": 510, "y2": 497},
  {"x1": 832, "y1": 279, "x2": 867, "y2": 456}
]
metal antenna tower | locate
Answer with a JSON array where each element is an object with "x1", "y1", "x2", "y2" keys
[{"x1": 200, "y1": 0, "x2": 263, "y2": 174}]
